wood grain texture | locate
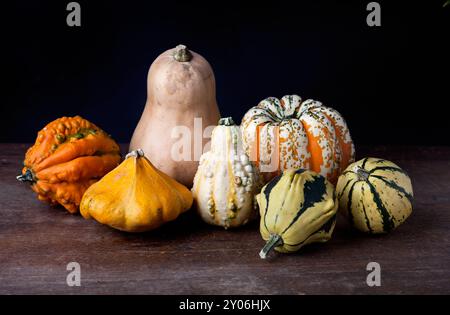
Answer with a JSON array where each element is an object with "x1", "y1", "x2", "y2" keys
[{"x1": 0, "y1": 143, "x2": 449, "y2": 294}]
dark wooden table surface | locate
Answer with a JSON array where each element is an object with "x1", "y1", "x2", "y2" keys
[{"x1": 1, "y1": 144, "x2": 449, "y2": 294}]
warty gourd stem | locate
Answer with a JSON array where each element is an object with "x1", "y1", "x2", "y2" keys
[{"x1": 218, "y1": 117, "x2": 235, "y2": 126}]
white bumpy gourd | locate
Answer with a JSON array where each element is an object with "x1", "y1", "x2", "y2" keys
[{"x1": 192, "y1": 117, "x2": 261, "y2": 228}]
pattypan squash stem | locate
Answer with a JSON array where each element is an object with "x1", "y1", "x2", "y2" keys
[
  {"x1": 126, "y1": 149, "x2": 145, "y2": 159},
  {"x1": 259, "y1": 234, "x2": 283, "y2": 259}
]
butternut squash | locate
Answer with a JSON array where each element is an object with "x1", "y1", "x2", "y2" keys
[{"x1": 130, "y1": 45, "x2": 221, "y2": 187}]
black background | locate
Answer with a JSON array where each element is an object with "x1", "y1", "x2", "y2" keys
[{"x1": 3, "y1": 0, "x2": 449, "y2": 145}]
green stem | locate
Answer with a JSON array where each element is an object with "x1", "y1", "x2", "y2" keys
[
  {"x1": 173, "y1": 44, "x2": 192, "y2": 62},
  {"x1": 16, "y1": 169, "x2": 35, "y2": 183},
  {"x1": 259, "y1": 234, "x2": 283, "y2": 259},
  {"x1": 356, "y1": 166, "x2": 370, "y2": 182},
  {"x1": 218, "y1": 117, "x2": 235, "y2": 126}
]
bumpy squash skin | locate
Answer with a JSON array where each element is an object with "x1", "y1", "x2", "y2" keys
[
  {"x1": 336, "y1": 157, "x2": 413, "y2": 234},
  {"x1": 257, "y1": 169, "x2": 338, "y2": 258},
  {"x1": 242, "y1": 95, "x2": 355, "y2": 184},
  {"x1": 192, "y1": 117, "x2": 262, "y2": 229},
  {"x1": 18, "y1": 116, "x2": 121, "y2": 213},
  {"x1": 80, "y1": 149, "x2": 193, "y2": 232},
  {"x1": 130, "y1": 45, "x2": 221, "y2": 187}
]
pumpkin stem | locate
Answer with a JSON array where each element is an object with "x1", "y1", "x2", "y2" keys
[
  {"x1": 259, "y1": 234, "x2": 283, "y2": 259},
  {"x1": 173, "y1": 44, "x2": 192, "y2": 62},
  {"x1": 218, "y1": 117, "x2": 235, "y2": 126},
  {"x1": 126, "y1": 149, "x2": 145, "y2": 159},
  {"x1": 16, "y1": 169, "x2": 35, "y2": 183}
]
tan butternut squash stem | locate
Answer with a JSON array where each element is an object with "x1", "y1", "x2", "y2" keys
[
  {"x1": 173, "y1": 44, "x2": 192, "y2": 62},
  {"x1": 259, "y1": 234, "x2": 283, "y2": 259}
]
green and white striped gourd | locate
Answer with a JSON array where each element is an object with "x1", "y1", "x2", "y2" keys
[
  {"x1": 257, "y1": 169, "x2": 338, "y2": 259},
  {"x1": 192, "y1": 117, "x2": 261, "y2": 229},
  {"x1": 336, "y1": 157, "x2": 413, "y2": 234}
]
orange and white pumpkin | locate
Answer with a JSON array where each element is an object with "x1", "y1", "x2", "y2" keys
[{"x1": 241, "y1": 95, "x2": 355, "y2": 184}]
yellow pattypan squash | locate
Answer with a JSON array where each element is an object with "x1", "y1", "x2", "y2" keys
[{"x1": 80, "y1": 149, "x2": 193, "y2": 232}]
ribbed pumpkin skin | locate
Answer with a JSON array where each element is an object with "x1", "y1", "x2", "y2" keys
[
  {"x1": 242, "y1": 95, "x2": 355, "y2": 184},
  {"x1": 18, "y1": 116, "x2": 121, "y2": 213},
  {"x1": 336, "y1": 158, "x2": 413, "y2": 234},
  {"x1": 257, "y1": 169, "x2": 337, "y2": 255},
  {"x1": 192, "y1": 118, "x2": 261, "y2": 229}
]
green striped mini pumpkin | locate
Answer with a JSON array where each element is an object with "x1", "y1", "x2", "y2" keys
[
  {"x1": 336, "y1": 157, "x2": 413, "y2": 234},
  {"x1": 257, "y1": 169, "x2": 338, "y2": 259}
]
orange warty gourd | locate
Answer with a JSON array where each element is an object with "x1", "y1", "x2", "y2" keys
[{"x1": 17, "y1": 116, "x2": 121, "y2": 213}]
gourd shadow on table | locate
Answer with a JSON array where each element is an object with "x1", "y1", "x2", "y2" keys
[
  {"x1": 75, "y1": 205, "x2": 262, "y2": 245},
  {"x1": 8, "y1": 164, "x2": 428, "y2": 266},
  {"x1": 322, "y1": 203, "x2": 430, "y2": 257},
  {"x1": 24, "y1": 198, "x2": 428, "y2": 257},
  {"x1": 74, "y1": 206, "x2": 404, "y2": 259},
  {"x1": 277, "y1": 199, "x2": 428, "y2": 259}
]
